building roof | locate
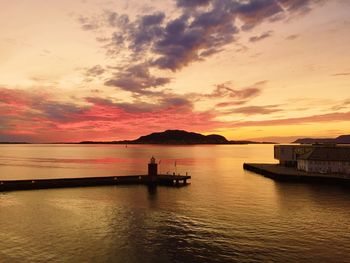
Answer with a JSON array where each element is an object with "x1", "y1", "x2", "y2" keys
[{"x1": 298, "y1": 147, "x2": 350, "y2": 162}]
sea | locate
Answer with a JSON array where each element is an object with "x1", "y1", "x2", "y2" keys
[{"x1": 0, "y1": 144, "x2": 349, "y2": 263}]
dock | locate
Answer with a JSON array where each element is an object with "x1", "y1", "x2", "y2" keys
[
  {"x1": 0, "y1": 157, "x2": 191, "y2": 192},
  {"x1": 0, "y1": 174, "x2": 191, "y2": 192},
  {"x1": 243, "y1": 163, "x2": 350, "y2": 184}
]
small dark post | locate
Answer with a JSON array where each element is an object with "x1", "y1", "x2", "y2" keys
[{"x1": 148, "y1": 156, "x2": 158, "y2": 176}]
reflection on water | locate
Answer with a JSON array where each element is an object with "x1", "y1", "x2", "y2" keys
[{"x1": 0, "y1": 144, "x2": 350, "y2": 262}]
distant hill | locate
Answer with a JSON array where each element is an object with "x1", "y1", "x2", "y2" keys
[
  {"x1": 131, "y1": 130, "x2": 229, "y2": 144},
  {"x1": 335, "y1": 135, "x2": 350, "y2": 144},
  {"x1": 0, "y1": 142, "x2": 29, "y2": 144},
  {"x1": 294, "y1": 135, "x2": 350, "y2": 144},
  {"x1": 80, "y1": 129, "x2": 274, "y2": 145}
]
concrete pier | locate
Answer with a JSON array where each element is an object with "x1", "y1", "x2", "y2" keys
[
  {"x1": 0, "y1": 174, "x2": 191, "y2": 192},
  {"x1": 243, "y1": 163, "x2": 350, "y2": 184}
]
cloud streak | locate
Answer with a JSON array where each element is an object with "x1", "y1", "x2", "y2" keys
[
  {"x1": 230, "y1": 111, "x2": 350, "y2": 127},
  {"x1": 225, "y1": 105, "x2": 282, "y2": 115},
  {"x1": 203, "y1": 82, "x2": 263, "y2": 100},
  {"x1": 249, "y1": 31, "x2": 273, "y2": 42},
  {"x1": 332, "y1": 72, "x2": 350, "y2": 77}
]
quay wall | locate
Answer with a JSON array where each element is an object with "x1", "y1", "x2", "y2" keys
[{"x1": 243, "y1": 163, "x2": 350, "y2": 184}]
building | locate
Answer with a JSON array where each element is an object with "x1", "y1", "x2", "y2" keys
[
  {"x1": 274, "y1": 144, "x2": 350, "y2": 175},
  {"x1": 297, "y1": 147, "x2": 350, "y2": 174},
  {"x1": 274, "y1": 144, "x2": 313, "y2": 167}
]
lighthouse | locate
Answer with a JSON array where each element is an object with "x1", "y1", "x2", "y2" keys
[{"x1": 148, "y1": 156, "x2": 158, "y2": 176}]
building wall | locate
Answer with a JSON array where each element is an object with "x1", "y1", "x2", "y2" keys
[
  {"x1": 297, "y1": 160, "x2": 308, "y2": 171},
  {"x1": 274, "y1": 145, "x2": 312, "y2": 166},
  {"x1": 298, "y1": 160, "x2": 350, "y2": 174}
]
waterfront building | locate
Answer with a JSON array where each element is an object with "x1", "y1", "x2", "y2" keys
[
  {"x1": 274, "y1": 144, "x2": 350, "y2": 175},
  {"x1": 297, "y1": 147, "x2": 350, "y2": 174}
]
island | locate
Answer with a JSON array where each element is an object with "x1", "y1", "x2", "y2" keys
[{"x1": 79, "y1": 129, "x2": 275, "y2": 145}]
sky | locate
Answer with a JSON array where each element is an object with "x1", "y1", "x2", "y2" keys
[{"x1": 0, "y1": 0, "x2": 349, "y2": 143}]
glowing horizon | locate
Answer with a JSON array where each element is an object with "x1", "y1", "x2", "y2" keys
[{"x1": 0, "y1": 0, "x2": 349, "y2": 143}]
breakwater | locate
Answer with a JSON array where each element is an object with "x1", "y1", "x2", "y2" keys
[{"x1": 0, "y1": 174, "x2": 191, "y2": 192}]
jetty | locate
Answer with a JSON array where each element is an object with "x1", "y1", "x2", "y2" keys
[
  {"x1": 243, "y1": 144, "x2": 350, "y2": 184},
  {"x1": 0, "y1": 157, "x2": 191, "y2": 192},
  {"x1": 243, "y1": 163, "x2": 350, "y2": 184}
]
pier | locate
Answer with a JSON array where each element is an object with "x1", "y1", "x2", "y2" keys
[
  {"x1": 0, "y1": 174, "x2": 191, "y2": 192},
  {"x1": 0, "y1": 157, "x2": 191, "y2": 192},
  {"x1": 243, "y1": 163, "x2": 350, "y2": 184}
]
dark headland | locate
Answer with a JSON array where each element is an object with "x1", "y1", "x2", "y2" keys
[
  {"x1": 80, "y1": 129, "x2": 275, "y2": 145},
  {"x1": 294, "y1": 134, "x2": 350, "y2": 144},
  {"x1": 0, "y1": 142, "x2": 29, "y2": 144}
]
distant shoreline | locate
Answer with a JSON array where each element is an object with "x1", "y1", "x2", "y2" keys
[
  {"x1": 0, "y1": 142, "x2": 30, "y2": 144},
  {"x1": 0, "y1": 130, "x2": 275, "y2": 145},
  {"x1": 0, "y1": 129, "x2": 278, "y2": 145},
  {"x1": 79, "y1": 141, "x2": 276, "y2": 145},
  {"x1": 5, "y1": 130, "x2": 347, "y2": 145},
  {"x1": 0, "y1": 142, "x2": 276, "y2": 145}
]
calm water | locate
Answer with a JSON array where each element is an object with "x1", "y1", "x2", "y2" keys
[{"x1": 0, "y1": 144, "x2": 350, "y2": 263}]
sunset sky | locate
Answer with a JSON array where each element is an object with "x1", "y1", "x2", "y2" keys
[{"x1": 0, "y1": 0, "x2": 349, "y2": 142}]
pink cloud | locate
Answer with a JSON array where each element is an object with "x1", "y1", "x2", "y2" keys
[
  {"x1": 230, "y1": 111, "x2": 350, "y2": 127},
  {"x1": 0, "y1": 88, "x2": 221, "y2": 142}
]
